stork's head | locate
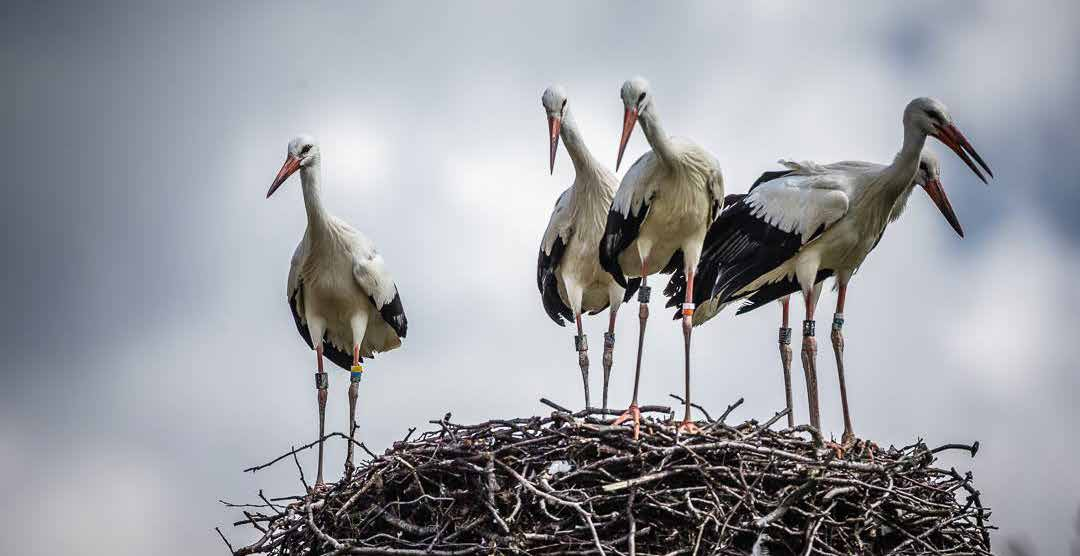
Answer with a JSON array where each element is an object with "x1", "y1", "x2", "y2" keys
[
  {"x1": 541, "y1": 85, "x2": 569, "y2": 174},
  {"x1": 617, "y1": 76, "x2": 652, "y2": 171},
  {"x1": 904, "y1": 97, "x2": 993, "y2": 184},
  {"x1": 914, "y1": 150, "x2": 963, "y2": 238},
  {"x1": 267, "y1": 135, "x2": 319, "y2": 198}
]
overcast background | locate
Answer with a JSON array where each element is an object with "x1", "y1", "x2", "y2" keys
[{"x1": 3, "y1": 1, "x2": 1080, "y2": 554}]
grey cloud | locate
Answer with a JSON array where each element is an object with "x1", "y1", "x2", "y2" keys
[{"x1": 3, "y1": 1, "x2": 1079, "y2": 554}]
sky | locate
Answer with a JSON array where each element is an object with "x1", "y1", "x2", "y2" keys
[{"x1": 3, "y1": 1, "x2": 1079, "y2": 554}]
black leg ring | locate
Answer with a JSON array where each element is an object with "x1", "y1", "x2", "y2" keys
[
  {"x1": 575, "y1": 334, "x2": 588, "y2": 352},
  {"x1": 637, "y1": 285, "x2": 651, "y2": 303},
  {"x1": 803, "y1": 320, "x2": 816, "y2": 337},
  {"x1": 315, "y1": 372, "x2": 329, "y2": 389},
  {"x1": 832, "y1": 313, "x2": 844, "y2": 331},
  {"x1": 779, "y1": 327, "x2": 792, "y2": 345}
]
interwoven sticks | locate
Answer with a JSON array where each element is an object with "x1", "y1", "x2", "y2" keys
[{"x1": 222, "y1": 401, "x2": 990, "y2": 555}]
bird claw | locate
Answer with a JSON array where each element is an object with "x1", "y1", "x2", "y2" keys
[
  {"x1": 675, "y1": 420, "x2": 702, "y2": 435},
  {"x1": 613, "y1": 404, "x2": 642, "y2": 439},
  {"x1": 854, "y1": 438, "x2": 880, "y2": 462}
]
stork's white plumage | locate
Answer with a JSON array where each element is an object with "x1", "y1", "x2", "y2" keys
[
  {"x1": 675, "y1": 97, "x2": 992, "y2": 445},
  {"x1": 267, "y1": 135, "x2": 408, "y2": 488},
  {"x1": 598, "y1": 77, "x2": 724, "y2": 436},
  {"x1": 673, "y1": 153, "x2": 947, "y2": 431},
  {"x1": 537, "y1": 86, "x2": 636, "y2": 410}
]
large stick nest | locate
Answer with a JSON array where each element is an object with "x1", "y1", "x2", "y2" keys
[{"x1": 221, "y1": 398, "x2": 992, "y2": 555}]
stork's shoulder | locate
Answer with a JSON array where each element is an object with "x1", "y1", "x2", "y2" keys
[
  {"x1": 673, "y1": 138, "x2": 721, "y2": 170},
  {"x1": 612, "y1": 152, "x2": 661, "y2": 216},
  {"x1": 744, "y1": 171, "x2": 850, "y2": 242},
  {"x1": 541, "y1": 189, "x2": 573, "y2": 254},
  {"x1": 288, "y1": 235, "x2": 311, "y2": 296}
]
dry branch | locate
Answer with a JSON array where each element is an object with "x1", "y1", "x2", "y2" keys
[{"x1": 221, "y1": 400, "x2": 992, "y2": 555}]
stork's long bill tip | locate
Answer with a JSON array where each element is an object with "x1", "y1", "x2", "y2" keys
[
  {"x1": 616, "y1": 107, "x2": 637, "y2": 172},
  {"x1": 548, "y1": 116, "x2": 561, "y2": 175},
  {"x1": 922, "y1": 178, "x2": 964, "y2": 239},
  {"x1": 935, "y1": 124, "x2": 993, "y2": 185},
  {"x1": 267, "y1": 155, "x2": 302, "y2": 198}
]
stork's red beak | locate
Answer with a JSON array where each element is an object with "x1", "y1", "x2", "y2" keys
[
  {"x1": 921, "y1": 178, "x2": 964, "y2": 238},
  {"x1": 932, "y1": 123, "x2": 993, "y2": 185},
  {"x1": 548, "y1": 116, "x2": 562, "y2": 175},
  {"x1": 267, "y1": 155, "x2": 301, "y2": 198},
  {"x1": 616, "y1": 107, "x2": 638, "y2": 171}
]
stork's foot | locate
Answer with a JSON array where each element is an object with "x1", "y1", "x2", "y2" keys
[
  {"x1": 613, "y1": 404, "x2": 642, "y2": 439},
  {"x1": 825, "y1": 440, "x2": 845, "y2": 459},
  {"x1": 852, "y1": 438, "x2": 880, "y2": 462},
  {"x1": 308, "y1": 481, "x2": 331, "y2": 495},
  {"x1": 675, "y1": 420, "x2": 702, "y2": 436},
  {"x1": 841, "y1": 430, "x2": 857, "y2": 450}
]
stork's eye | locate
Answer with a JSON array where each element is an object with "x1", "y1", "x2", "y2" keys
[
  {"x1": 637, "y1": 92, "x2": 646, "y2": 103},
  {"x1": 561, "y1": 99, "x2": 567, "y2": 110},
  {"x1": 300, "y1": 145, "x2": 312, "y2": 155}
]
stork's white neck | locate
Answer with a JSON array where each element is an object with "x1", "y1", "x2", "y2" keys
[
  {"x1": 883, "y1": 123, "x2": 928, "y2": 191},
  {"x1": 637, "y1": 104, "x2": 677, "y2": 166},
  {"x1": 559, "y1": 108, "x2": 599, "y2": 176},
  {"x1": 299, "y1": 161, "x2": 330, "y2": 233}
]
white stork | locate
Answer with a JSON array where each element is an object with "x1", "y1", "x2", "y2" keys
[
  {"x1": 266, "y1": 135, "x2": 408, "y2": 488},
  {"x1": 670, "y1": 152, "x2": 950, "y2": 431},
  {"x1": 599, "y1": 77, "x2": 724, "y2": 437},
  {"x1": 674, "y1": 97, "x2": 991, "y2": 445},
  {"x1": 537, "y1": 86, "x2": 637, "y2": 410}
]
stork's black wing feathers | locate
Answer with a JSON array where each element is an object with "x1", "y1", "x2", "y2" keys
[
  {"x1": 537, "y1": 237, "x2": 574, "y2": 326},
  {"x1": 599, "y1": 197, "x2": 651, "y2": 288},
  {"x1": 734, "y1": 269, "x2": 834, "y2": 315},
  {"x1": 622, "y1": 277, "x2": 642, "y2": 302},
  {"x1": 289, "y1": 283, "x2": 355, "y2": 371},
  {"x1": 749, "y1": 170, "x2": 795, "y2": 192},
  {"x1": 371, "y1": 287, "x2": 408, "y2": 339},
  {"x1": 665, "y1": 171, "x2": 815, "y2": 321},
  {"x1": 664, "y1": 193, "x2": 749, "y2": 316}
]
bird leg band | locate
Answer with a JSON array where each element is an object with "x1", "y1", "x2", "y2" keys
[
  {"x1": 832, "y1": 313, "x2": 844, "y2": 331},
  {"x1": 779, "y1": 327, "x2": 792, "y2": 344},
  {"x1": 803, "y1": 320, "x2": 816, "y2": 337},
  {"x1": 350, "y1": 365, "x2": 364, "y2": 383},
  {"x1": 315, "y1": 372, "x2": 329, "y2": 390},
  {"x1": 682, "y1": 303, "x2": 695, "y2": 317},
  {"x1": 637, "y1": 285, "x2": 651, "y2": 303},
  {"x1": 575, "y1": 334, "x2": 588, "y2": 352}
]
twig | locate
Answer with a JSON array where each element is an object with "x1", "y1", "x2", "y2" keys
[
  {"x1": 215, "y1": 527, "x2": 235, "y2": 555},
  {"x1": 224, "y1": 402, "x2": 991, "y2": 555}
]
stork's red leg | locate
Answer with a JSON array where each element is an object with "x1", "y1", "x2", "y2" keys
[
  {"x1": 779, "y1": 297, "x2": 795, "y2": 428},
  {"x1": 801, "y1": 292, "x2": 822, "y2": 433},
  {"x1": 601, "y1": 310, "x2": 617, "y2": 411},
  {"x1": 574, "y1": 314, "x2": 591, "y2": 409},
  {"x1": 676, "y1": 268, "x2": 701, "y2": 435},
  {"x1": 615, "y1": 260, "x2": 649, "y2": 439},
  {"x1": 831, "y1": 283, "x2": 855, "y2": 447},
  {"x1": 345, "y1": 344, "x2": 361, "y2": 478},
  {"x1": 314, "y1": 344, "x2": 328, "y2": 490}
]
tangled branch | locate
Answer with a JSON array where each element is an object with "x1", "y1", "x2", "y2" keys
[{"x1": 221, "y1": 400, "x2": 992, "y2": 555}]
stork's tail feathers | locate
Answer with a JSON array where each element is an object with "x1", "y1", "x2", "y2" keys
[{"x1": 622, "y1": 277, "x2": 643, "y2": 303}]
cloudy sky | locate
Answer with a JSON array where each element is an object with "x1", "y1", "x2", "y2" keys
[{"x1": 3, "y1": 1, "x2": 1079, "y2": 554}]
